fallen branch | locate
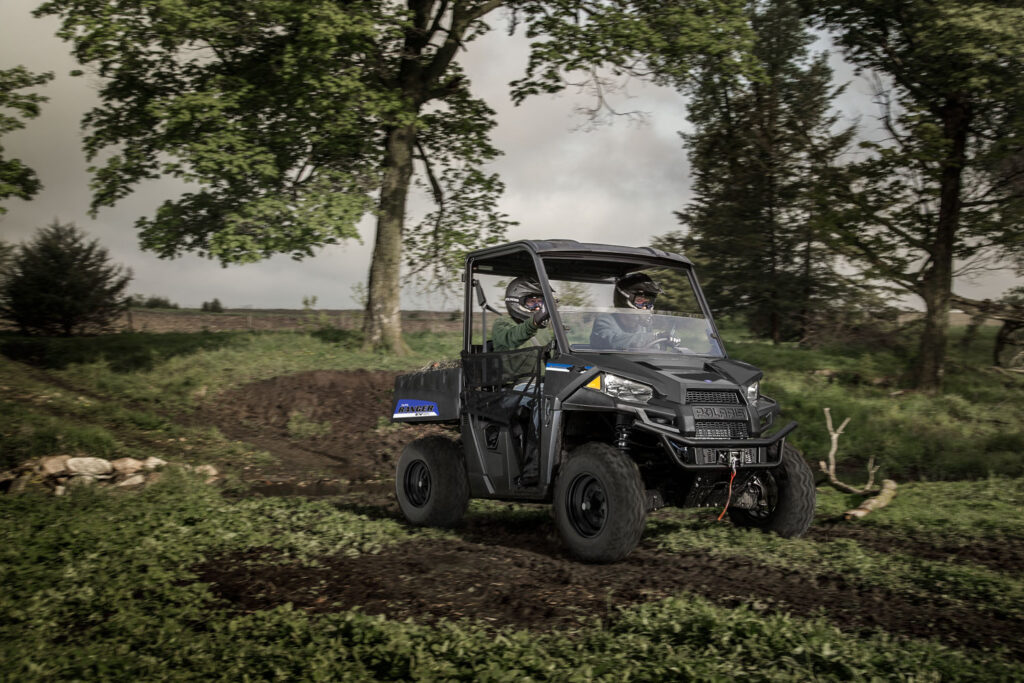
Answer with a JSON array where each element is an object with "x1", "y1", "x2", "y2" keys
[
  {"x1": 816, "y1": 407, "x2": 898, "y2": 520},
  {"x1": 817, "y1": 408, "x2": 880, "y2": 495},
  {"x1": 844, "y1": 479, "x2": 898, "y2": 519}
]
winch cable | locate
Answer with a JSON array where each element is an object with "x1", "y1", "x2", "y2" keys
[{"x1": 716, "y1": 458, "x2": 738, "y2": 522}]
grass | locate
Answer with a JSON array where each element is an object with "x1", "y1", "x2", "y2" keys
[
  {"x1": 2, "y1": 474, "x2": 1021, "y2": 680},
  {"x1": 0, "y1": 328, "x2": 461, "y2": 472},
  {"x1": 1, "y1": 323, "x2": 1022, "y2": 679},
  {"x1": 725, "y1": 324, "x2": 1024, "y2": 480},
  {"x1": 651, "y1": 482, "x2": 1024, "y2": 622}
]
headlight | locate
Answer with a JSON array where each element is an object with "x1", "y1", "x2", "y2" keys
[
  {"x1": 599, "y1": 373, "x2": 654, "y2": 404},
  {"x1": 745, "y1": 381, "x2": 759, "y2": 403}
]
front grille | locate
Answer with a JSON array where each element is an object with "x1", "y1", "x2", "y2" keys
[
  {"x1": 687, "y1": 390, "x2": 740, "y2": 405},
  {"x1": 694, "y1": 420, "x2": 749, "y2": 439}
]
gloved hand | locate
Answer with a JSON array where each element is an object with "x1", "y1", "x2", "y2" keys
[{"x1": 531, "y1": 307, "x2": 550, "y2": 328}]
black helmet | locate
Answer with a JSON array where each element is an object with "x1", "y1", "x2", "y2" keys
[
  {"x1": 504, "y1": 276, "x2": 544, "y2": 322},
  {"x1": 614, "y1": 272, "x2": 663, "y2": 310}
]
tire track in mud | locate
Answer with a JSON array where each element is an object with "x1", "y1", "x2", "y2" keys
[
  {"x1": 197, "y1": 528, "x2": 1024, "y2": 660},
  {"x1": 807, "y1": 524, "x2": 1024, "y2": 575}
]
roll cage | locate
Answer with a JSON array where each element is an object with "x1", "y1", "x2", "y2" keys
[{"x1": 461, "y1": 239, "x2": 726, "y2": 358}]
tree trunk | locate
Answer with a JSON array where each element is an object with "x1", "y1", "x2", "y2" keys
[
  {"x1": 363, "y1": 123, "x2": 417, "y2": 354},
  {"x1": 915, "y1": 283, "x2": 950, "y2": 390},
  {"x1": 914, "y1": 98, "x2": 971, "y2": 391}
]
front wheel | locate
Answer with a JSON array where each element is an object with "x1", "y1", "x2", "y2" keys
[
  {"x1": 554, "y1": 442, "x2": 646, "y2": 563},
  {"x1": 728, "y1": 443, "x2": 816, "y2": 538},
  {"x1": 395, "y1": 435, "x2": 469, "y2": 528}
]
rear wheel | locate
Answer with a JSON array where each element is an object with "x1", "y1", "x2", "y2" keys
[
  {"x1": 728, "y1": 443, "x2": 815, "y2": 538},
  {"x1": 395, "y1": 435, "x2": 469, "y2": 528},
  {"x1": 554, "y1": 442, "x2": 646, "y2": 563}
]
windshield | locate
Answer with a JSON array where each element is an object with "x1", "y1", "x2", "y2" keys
[{"x1": 545, "y1": 262, "x2": 724, "y2": 357}]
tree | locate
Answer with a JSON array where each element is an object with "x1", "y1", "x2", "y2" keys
[
  {"x1": 0, "y1": 66, "x2": 53, "y2": 212},
  {"x1": 37, "y1": 0, "x2": 753, "y2": 354},
  {"x1": 666, "y1": 0, "x2": 856, "y2": 342},
  {"x1": 806, "y1": 0, "x2": 1024, "y2": 390},
  {"x1": 0, "y1": 222, "x2": 132, "y2": 336},
  {"x1": 0, "y1": 239, "x2": 12, "y2": 276}
]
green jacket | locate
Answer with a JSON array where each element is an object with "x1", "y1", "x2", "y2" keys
[{"x1": 492, "y1": 315, "x2": 541, "y2": 351}]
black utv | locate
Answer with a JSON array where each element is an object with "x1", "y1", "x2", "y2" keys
[{"x1": 390, "y1": 240, "x2": 815, "y2": 563}]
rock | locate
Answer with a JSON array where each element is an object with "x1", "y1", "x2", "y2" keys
[
  {"x1": 111, "y1": 457, "x2": 144, "y2": 475},
  {"x1": 115, "y1": 473, "x2": 147, "y2": 488},
  {"x1": 145, "y1": 471, "x2": 164, "y2": 487},
  {"x1": 66, "y1": 457, "x2": 113, "y2": 477},
  {"x1": 38, "y1": 455, "x2": 71, "y2": 476},
  {"x1": 67, "y1": 474, "x2": 97, "y2": 487},
  {"x1": 194, "y1": 464, "x2": 219, "y2": 477},
  {"x1": 143, "y1": 456, "x2": 167, "y2": 470},
  {"x1": 53, "y1": 485, "x2": 66, "y2": 497}
]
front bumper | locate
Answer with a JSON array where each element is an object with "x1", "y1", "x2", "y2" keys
[{"x1": 632, "y1": 410, "x2": 797, "y2": 469}]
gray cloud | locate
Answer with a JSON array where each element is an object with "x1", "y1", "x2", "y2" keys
[{"x1": 1, "y1": 0, "x2": 1018, "y2": 311}]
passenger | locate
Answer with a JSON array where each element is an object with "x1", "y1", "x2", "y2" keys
[{"x1": 590, "y1": 273, "x2": 663, "y2": 349}]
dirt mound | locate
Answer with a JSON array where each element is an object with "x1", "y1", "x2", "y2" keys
[{"x1": 202, "y1": 369, "x2": 446, "y2": 486}]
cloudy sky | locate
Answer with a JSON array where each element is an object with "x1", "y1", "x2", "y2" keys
[{"x1": 1, "y1": 0, "x2": 1019, "y2": 310}]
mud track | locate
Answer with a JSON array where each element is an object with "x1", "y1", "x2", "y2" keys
[{"x1": 198, "y1": 370, "x2": 1024, "y2": 658}]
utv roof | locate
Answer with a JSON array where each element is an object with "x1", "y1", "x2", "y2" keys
[
  {"x1": 468, "y1": 239, "x2": 692, "y2": 264},
  {"x1": 467, "y1": 240, "x2": 693, "y2": 280}
]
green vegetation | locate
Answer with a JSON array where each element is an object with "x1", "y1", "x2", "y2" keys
[
  {"x1": 287, "y1": 410, "x2": 333, "y2": 440},
  {"x1": 200, "y1": 298, "x2": 224, "y2": 313},
  {"x1": 1, "y1": 325, "x2": 1022, "y2": 679},
  {"x1": 725, "y1": 323, "x2": 1024, "y2": 480},
  {"x1": 0, "y1": 221, "x2": 131, "y2": 335},
  {"x1": 2, "y1": 473, "x2": 1021, "y2": 680},
  {"x1": 0, "y1": 65, "x2": 53, "y2": 211},
  {"x1": 0, "y1": 328, "x2": 460, "y2": 474},
  {"x1": 130, "y1": 294, "x2": 179, "y2": 309}
]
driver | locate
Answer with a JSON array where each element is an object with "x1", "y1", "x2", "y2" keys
[
  {"x1": 490, "y1": 276, "x2": 551, "y2": 487},
  {"x1": 492, "y1": 276, "x2": 550, "y2": 351},
  {"x1": 590, "y1": 272, "x2": 663, "y2": 349}
]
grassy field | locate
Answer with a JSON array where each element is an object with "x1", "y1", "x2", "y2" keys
[{"x1": 1, "y1": 324, "x2": 1023, "y2": 680}]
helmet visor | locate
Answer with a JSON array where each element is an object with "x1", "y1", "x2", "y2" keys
[
  {"x1": 522, "y1": 295, "x2": 544, "y2": 311},
  {"x1": 631, "y1": 291, "x2": 657, "y2": 310}
]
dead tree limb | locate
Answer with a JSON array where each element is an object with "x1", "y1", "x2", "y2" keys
[
  {"x1": 844, "y1": 479, "x2": 899, "y2": 519},
  {"x1": 816, "y1": 408, "x2": 898, "y2": 519},
  {"x1": 817, "y1": 408, "x2": 880, "y2": 495}
]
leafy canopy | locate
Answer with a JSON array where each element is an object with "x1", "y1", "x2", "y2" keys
[
  {"x1": 36, "y1": 0, "x2": 757, "y2": 270},
  {"x1": 36, "y1": 0, "x2": 406, "y2": 264},
  {"x1": 0, "y1": 66, "x2": 53, "y2": 211},
  {"x1": 807, "y1": 0, "x2": 1024, "y2": 289}
]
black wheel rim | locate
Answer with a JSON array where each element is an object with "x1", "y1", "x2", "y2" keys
[
  {"x1": 404, "y1": 460, "x2": 431, "y2": 507},
  {"x1": 746, "y1": 472, "x2": 779, "y2": 519},
  {"x1": 566, "y1": 472, "x2": 607, "y2": 538}
]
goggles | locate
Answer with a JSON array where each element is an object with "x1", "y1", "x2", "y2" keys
[
  {"x1": 631, "y1": 292, "x2": 656, "y2": 310},
  {"x1": 522, "y1": 295, "x2": 544, "y2": 311}
]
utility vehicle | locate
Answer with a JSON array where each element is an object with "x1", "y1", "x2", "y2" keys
[{"x1": 390, "y1": 240, "x2": 815, "y2": 562}]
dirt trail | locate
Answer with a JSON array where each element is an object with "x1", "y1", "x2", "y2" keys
[{"x1": 197, "y1": 370, "x2": 1024, "y2": 658}]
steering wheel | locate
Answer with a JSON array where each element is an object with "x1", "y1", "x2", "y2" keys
[{"x1": 643, "y1": 336, "x2": 675, "y2": 350}]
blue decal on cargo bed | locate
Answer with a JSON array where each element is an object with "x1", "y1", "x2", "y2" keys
[
  {"x1": 545, "y1": 362, "x2": 572, "y2": 372},
  {"x1": 393, "y1": 399, "x2": 440, "y2": 418}
]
